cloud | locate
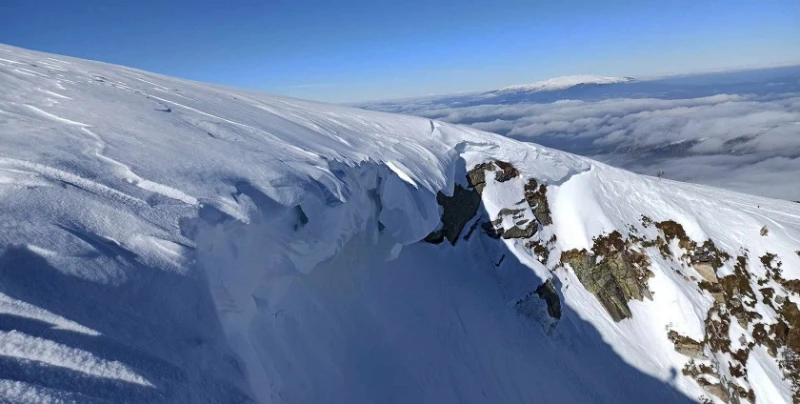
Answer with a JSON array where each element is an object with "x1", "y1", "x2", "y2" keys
[{"x1": 361, "y1": 92, "x2": 800, "y2": 200}]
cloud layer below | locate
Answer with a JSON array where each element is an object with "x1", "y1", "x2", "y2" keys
[{"x1": 360, "y1": 74, "x2": 800, "y2": 201}]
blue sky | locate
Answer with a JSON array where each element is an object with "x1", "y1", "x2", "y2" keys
[{"x1": 1, "y1": 0, "x2": 799, "y2": 102}]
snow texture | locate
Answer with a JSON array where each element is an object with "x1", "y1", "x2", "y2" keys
[{"x1": 1, "y1": 43, "x2": 799, "y2": 403}]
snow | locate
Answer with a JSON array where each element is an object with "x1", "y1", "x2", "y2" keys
[
  {"x1": 498, "y1": 75, "x2": 634, "y2": 92},
  {"x1": 1, "y1": 42, "x2": 799, "y2": 403}
]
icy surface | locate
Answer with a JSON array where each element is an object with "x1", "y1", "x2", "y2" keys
[{"x1": 1, "y1": 43, "x2": 799, "y2": 403}]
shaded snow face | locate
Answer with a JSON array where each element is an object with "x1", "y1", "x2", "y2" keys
[{"x1": 357, "y1": 66, "x2": 800, "y2": 201}]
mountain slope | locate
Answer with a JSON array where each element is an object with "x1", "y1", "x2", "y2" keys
[{"x1": 1, "y1": 43, "x2": 799, "y2": 404}]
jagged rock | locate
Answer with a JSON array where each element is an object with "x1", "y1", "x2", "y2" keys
[
  {"x1": 501, "y1": 221, "x2": 537, "y2": 239},
  {"x1": 525, "y1": 240, "x2": 550, "y2": 262},
  {"x1": 784, "y1": 280, "x2": 800, "y2": 295},
  {"x1": 676, "y1": 343, "x2": 704, "y2": 360},
  {"x1": 524, "y1": 179, "x2": 552, "y2": 225},
  {"x1": 562, "y1": 250, "x2": 632, "y2": 321},
  {"x1": 693, "y1": 263, "x2": 718, "y2": 283},
  {"x1": 535, "y1": 279, "x2": 561, "y2": 319},
  {"x1": 703, "y1": 383, "x2": 729, "y2": 402},
  {"x1": 493, "y1": 161, "x2": 519, "y2": 182},
  {"x1": 481, "y1": 218, "x2": 504, "y2": 239},
  {"x1": 780, "y1": 301, "x2": 800, "y2": 353},
  {"x1": 561, "y1": 232, "x2": 653, "y2": 322},
  {"x1": 668, "y1": 331, "x2": 706, "y2": 359},
  {"x1": 466, "y1": 160, "x2": 519, "y2": 191},
  {"x1": 466, "y1": 162, "x2": 494, "y2": 194},
  {"x1": 425, "y1": 185, "x2": 481, "y2": 245}
]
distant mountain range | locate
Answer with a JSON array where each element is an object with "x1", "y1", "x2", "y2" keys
[{"x1": 496, "y1": 75, "x2": 635, "y2": 93}]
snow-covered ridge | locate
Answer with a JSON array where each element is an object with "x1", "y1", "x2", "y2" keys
[
  {"x1": 498, "y1": 75, "x2": 634, "y2": 92},
  {"x1": 1, "y1": 43, "x2": 799, "y2": 404}
]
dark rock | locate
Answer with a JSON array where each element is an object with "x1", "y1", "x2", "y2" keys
[
  {"x1": 535, "y1": 279, "x2": 561, "y2": 319},
  {"x1": 425, "y1": 185, "x2": 482, "y2": 245},
  {"x1": 501, "y1": 221, "x2": 537, "y2": 239},
  {"x1": 424, "y1": 230, "x2": 445, "y2": 244},
  {"x1": 524, "y1": 179, "x2": 552, "y2": 225},
  {"x1": 466, "y1": 162, "x2": 495, "y2": 194},
  {"x1": 493, "y1": 161, "x2": 519, "y2": 182},
  {"x1": 481, "y1": 220, "x2": 504, "y2": 239}
]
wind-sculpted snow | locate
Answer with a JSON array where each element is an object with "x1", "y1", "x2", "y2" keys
[{"x1": 1, "y1": 43, "x2": 799, "y2": 403}]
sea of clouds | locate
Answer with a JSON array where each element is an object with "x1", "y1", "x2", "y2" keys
[{"x1": 360, "y1": 73, "x2": 800, "y2": 201}]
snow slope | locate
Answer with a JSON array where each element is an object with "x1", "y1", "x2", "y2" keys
[{"x1": 1, "y1": 43, "x2": 799, "y2": 404}]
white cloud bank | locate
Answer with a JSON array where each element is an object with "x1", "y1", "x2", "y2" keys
[{"x1": 365, "y1": 93, "x2": 800, "y2": 200}]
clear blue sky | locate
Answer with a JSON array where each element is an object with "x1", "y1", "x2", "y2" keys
[{"x1": 1, "y1": 0, "x2": 799, "y2": 102}]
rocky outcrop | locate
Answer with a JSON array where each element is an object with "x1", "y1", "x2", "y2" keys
[
  {"x1": 466, "y1": 161, "x2": 553, "y2": 245},
  {"x1": 561, "y1": 231, "x2": 653, "y2": 322},
  {"x1": 424, "y1": 185, "x2": 481, "y2": 245},
  {"x1": 535, "y1": 279, "x2": 561, "y2": 319},
  {"x1": 501, "y1": 221, "x2": 537, "y2": 239},
  {"x1": 493, "y1": 161, "x2": 519, "y2": 182},
  {"x1": 515, "y1": 279, "x2": 562, "y2": 330},
  {"x1": 524, "y1": 179, "x2": 552, "y2": 225},
  {"x1": 466, "y1": 162, "x2": 492, "y2": 194},
  {"x1": 668, "y1": 331, "x2": 706, "y2": 359},
  {"x1": 467, "y1": 160, "x2": 519, "y2": 193},
  {"x1": 437, "y1": 160, "x2": 800, "y2": 403}
]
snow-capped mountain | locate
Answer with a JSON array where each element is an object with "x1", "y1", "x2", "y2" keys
[
  {"x1": 497, "y1": 75, "x2": 635, "y2": 93},
  {"x1": 1, "y1": 43, "x2": 799, "y2": 404}
]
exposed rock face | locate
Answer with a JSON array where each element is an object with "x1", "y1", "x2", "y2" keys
[
  {"x1": 668, "y1": 331, "x2": 706, "y2": 359},
  {"x1": 467, "y1": 162, "x2": 493, "y2": 194},
  {"x1": 493, "y1": 161, "x2": 519, "y2": 182},
  {"x1": 467, "y1": 160, "x2": 520, "y2": 191},
  {"x1": 466, "y1": 161, "x2": 553, "y2": 244},
  {"x1": 703, "y1": 383, "x2": 729, "y2": 403},
  {"x1": 535, "y1": 279, "x2": 562, "y2": 319},
  {"x1": 561, "y1": 231, "x2": 653, "y2": 322},
  {"x1": 691, "y1": 244, "x2": 720, "y2": 283},
  {"x1": 430, "y1": 161, "x2": 800, "y2": 403},
  {"x1": 424, "y1": 185, "x2": 481, "y2": 245},
  {"x1": 501, "y1": 221, "x2": 537, "y2": 239},
  {"x1": 429, "y1": 161, "x2": 800, "y2": 402},
  {"x1": 524, "y1": 179, "x2": 552, "y2": 226},
  {"x1": 515, "y1": 279, "x2": 562, "y2": 331}
]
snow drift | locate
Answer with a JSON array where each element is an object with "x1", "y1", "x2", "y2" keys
[{"x1": 1, "y1": 43, "x2": 799, "y2": 404}]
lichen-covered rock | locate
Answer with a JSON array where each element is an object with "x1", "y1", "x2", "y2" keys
[
  {"x1": 524, "y1": 179, "x2": 552, "y2": 225},
  {"x1": 493, "y1": 161, "x2": 519, "y2": 182},
  {"x1": 668, "y1": 331, "x2": 706, "y2": 359},
  {"x1": 561, "y1": 232, "x2": 652, "y2": 322},
  {"x1": 501, "y1": 221, "x2": 537, "y2": 239},
  {"x1": 693, "y1": 262, "x2": 718, "y2": 283},
  {"x1": 702, "y1": 383, "x2": 729, "y2": 402},
  {"x1": 466, "y1": 162, "x2": 494, "y2": 194}
]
